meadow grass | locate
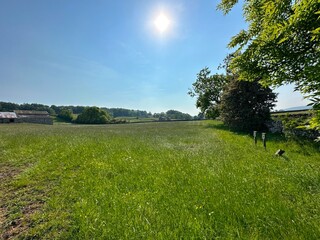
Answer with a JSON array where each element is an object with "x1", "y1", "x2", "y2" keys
[
  {"x1": 114, "y1": 117, "x2": 158, "y2": 123},
  {"x1": 0, "y1": 121, "x2": 319, "y2": 239}
]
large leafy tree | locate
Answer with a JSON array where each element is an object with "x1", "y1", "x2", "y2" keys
[
  {"x1": 188, "y1": 67, "x2": 228, "y2": 118},
  {"x1": 75, "y1": 107, "x2": 111, "y2": 124},
  {"x1": 218, "y1": 0, "x2": 320, "y2": 97},
  {"x1": 220, "y1": 79, "x2": 277, "y2": 131}
]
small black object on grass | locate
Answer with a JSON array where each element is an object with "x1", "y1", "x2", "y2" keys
[{"x1": 275, "y1": 149, "x2": 285, "y2": 156}]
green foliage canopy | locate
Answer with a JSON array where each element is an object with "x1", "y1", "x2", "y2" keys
[
  {"x1": 188, "y1": 67, "x2": 228, "y2": 119},
  {"x1": 105, "y1": 108, "x2": 151, "y2": 118},
  {"x1": 220, "y1": 79, "x2": 277, "y2": 131},
  {"x1": 0, "y1": 101, "x2": 55, "y2": 114},
  {"x1": 166, "y1": 110, "x2": 193, "y2": 120},
  {"x1": 75, "y1": 107, "x2": 111, "y2": 124},
  {"x1": 57, "y1": 108, "x2": 73, "y2": 122},
  {"x1": 218, "y1": 0, "x2": 320, "y2": 96}
]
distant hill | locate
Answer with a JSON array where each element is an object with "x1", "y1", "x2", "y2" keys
[
  {"x1": 272, "y1": 105, "x2": 312, "y2": 116},
  {"x1": 283, "y1": 106, "x2": 312, "y2": 111}
]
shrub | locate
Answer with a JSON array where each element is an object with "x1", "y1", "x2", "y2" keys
[
  {"x1": 281, "y1": 114, "x2": 319, "y2": 140},
  {"x1": 57, "y1": 108, "x2": 73, "y2": 122},
  {"x1": 75, "y1": 107, "x2": 111, "y2": 124},
  {"x1": 219, "y1": 79, "x2": 277, "y2": 131}
]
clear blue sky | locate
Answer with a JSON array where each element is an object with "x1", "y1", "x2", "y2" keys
[{"x1": 0, "y1": 0, "x2": 309, "y2": 115}]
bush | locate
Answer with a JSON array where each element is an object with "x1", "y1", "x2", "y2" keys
[
  {"x1": 75, "y1": 107, "x2": 111, "y2": 124},
  {"x1": 309, "y1": 110, "x2": 320, "y2": 131},
  {"x1": 220, "y1": 79, "x2": 277, "y2": 131},
  {"x1": 57, "y1": 108, "x2": 73, "y2": 122},
  {"x1": 281, "y1": 113, "x2": 320, "y2": 140},
  {"x1": 109, "y1": 119, "x2": 127, "y2": 124}
]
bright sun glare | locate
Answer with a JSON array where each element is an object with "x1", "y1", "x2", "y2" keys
[{"x1": 154, "y1": 13, "x2": 170, "y2": 33}]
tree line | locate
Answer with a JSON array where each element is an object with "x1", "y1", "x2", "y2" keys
[
  {"x1": 103, "y1": 108, "x2": 152, "y2": 118},
  {"x1": 0, "y1": 102, "x2": 196, "y2": 123}
]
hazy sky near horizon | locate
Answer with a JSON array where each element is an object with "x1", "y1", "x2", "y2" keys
[{"x1": 0, "y1": 0, "x2": 309, "y2": 115}]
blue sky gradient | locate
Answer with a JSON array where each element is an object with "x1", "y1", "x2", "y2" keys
[{"x1": 0, "y1": 0, "x2": 309, "y2": 114}]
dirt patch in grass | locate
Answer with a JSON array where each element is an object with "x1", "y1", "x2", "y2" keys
[
  {"x1": 2, "y1": 218, "x2": 28, "y2": 240},
  {"x1": 0, "y1": 165, "x2": 21, "y2": 182},
  {"x1": 0, "y1": 164, "x2": 45, "y2": 240},
  {"x1": 0, "y1": 207, "x2": 6, "y2": 228},
  {"x1": 1, "y1": 201, "x2": 44, "y2": 240},
  {"x1": 0, "y1": 165, "x2": 21, "y2": 239}
]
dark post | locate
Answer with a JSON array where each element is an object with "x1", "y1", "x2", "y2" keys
[
  {"x1": 253, "y1": 131, "x2": 257, "y2": 145},
  {"x1": 262, "y1": 133, "x2": 266, "y2": 149}
]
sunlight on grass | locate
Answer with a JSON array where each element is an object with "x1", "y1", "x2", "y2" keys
[{"x1": 0, "y1": 121, "x2": 319, "y2": 239}]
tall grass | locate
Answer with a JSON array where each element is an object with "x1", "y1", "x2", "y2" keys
[{"x1": 0, "y1": 121, "x2": 319, "y2": 239}]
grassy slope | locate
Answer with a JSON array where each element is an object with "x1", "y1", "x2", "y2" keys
[{"x1": 0, "y1": 121, "x2": 319, "y2": 239}]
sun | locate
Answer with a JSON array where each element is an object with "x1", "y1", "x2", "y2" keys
[{"x1": 154, "y1": 13, "x2": 170, "y2": 33}]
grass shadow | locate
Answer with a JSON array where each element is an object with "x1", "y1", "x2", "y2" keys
[
  {"x1": 204, "y1": 121, "x2": 319, "y2": 153},
  {"x1": 204, "y1": 121, "x2": 257, "y2": 137},
  {"x1": 281, "y1": 155, "x2": 290, "y2": 161},
  {"x1": 274, "y1": 155, "x2": 291, "y2": 161},
  {"x1": 204, "y1": 121, "x2": 319, "y2": 145}
]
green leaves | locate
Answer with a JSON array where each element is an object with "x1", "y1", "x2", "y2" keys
[
  {"x1": 219, "y1": 79, "x2": 277, "y2": 131},
  {"x1": 217, "y1": 0, "x2": 239, "y2": 15},
  {"x1": 188, "y1": 67, "x2": 228, "y2": 119},
  {"x1": 228, "y1": 30, "x2": 250, "y2": 49},
  {"x1": 75, "y1": 107, "x2": 111, "y2": 124},
  {"x1": 278, "y1": 36, "x2": 289, "y2": 44},
  {"x1": 57, "y1": 108, "x2": 73, "y2": 122},
  {"x1": 219, "y1": 0, "x2": 320, "y2": 98},
  {"x1": 311, "y1": 27, "x2": 320, "y2": 41}
]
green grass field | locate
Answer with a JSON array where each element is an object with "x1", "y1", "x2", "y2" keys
[
  {"x1": 0, "y1": 121, "x2": 319, "y2": 239},
  {"x1": 114, "y1": 117, "x2": 159, "y2": 123}
]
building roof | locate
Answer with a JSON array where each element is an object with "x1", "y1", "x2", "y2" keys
[
  {"x1": 14, "y1": 110, "x2": 49, "y2": 116},
  {"x1": 0, "y1": 112, "x2": 17, "y2": 119}
]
